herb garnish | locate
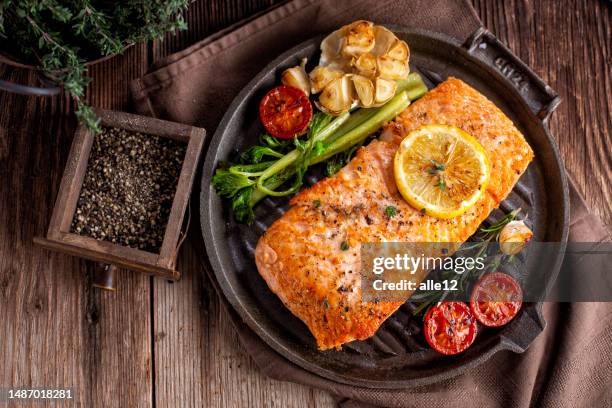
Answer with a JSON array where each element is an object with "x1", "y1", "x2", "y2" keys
[
  {"x1": 411, "y1": 209, "x2": 524, "y2": 315},
  {"x1": 434, "y1": 176, "x2": 446, "y2": 191},
  {"x1": 385, "y1": 206, "x2": 398, "y2": 218},
  {"x1": 429, "y1": 159, "x2": 446, "y2": 171},
  {"x1": 340, "y1": 241, "x2": 350, "y2": 251},
  {"x1": 313, "y1": 199, "x2": 321, "y2": 208},
  {"x1": 428, "y1": 159, "x2": 447, "y2": 191}
]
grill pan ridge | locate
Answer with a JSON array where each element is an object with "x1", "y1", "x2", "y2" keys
[{"x1": 201, "y1": 28, "x2": 569, "y2": 388}]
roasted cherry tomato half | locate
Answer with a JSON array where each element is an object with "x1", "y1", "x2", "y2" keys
[
  {"x1": 423, "y1": 301, "x2": 477, "y2": 355},
  {"x1": 259, "y1": 85, "x2": 313, "y2": 139},
  {"x1": 470, "y1": 272, "x2": 523, "y2": 327}
]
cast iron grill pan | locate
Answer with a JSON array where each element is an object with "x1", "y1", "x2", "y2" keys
[{"x1": 201, "y1": 28, "x2": 569, "y2": 388}]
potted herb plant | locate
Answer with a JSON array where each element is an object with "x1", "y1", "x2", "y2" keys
[{"x1": 0, "y1": 0, "x2": 189, "y2": 131}]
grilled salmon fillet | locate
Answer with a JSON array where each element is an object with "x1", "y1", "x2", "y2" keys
[{"x1": 255, "y1": 78, "x2": 534, "y2": 350}]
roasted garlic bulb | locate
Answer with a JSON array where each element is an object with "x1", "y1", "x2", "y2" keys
[{"x1": 313, "y1": 20, "x2": 410, "y2": 114}]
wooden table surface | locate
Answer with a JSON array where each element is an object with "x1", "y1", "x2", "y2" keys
[{"x1": 0, "y1": 1, "x2": 609, "y2": 406}]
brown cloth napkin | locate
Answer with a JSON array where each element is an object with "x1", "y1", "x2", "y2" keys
[{"x1": 130, "y1": 1, "x2": 611, "y2": 406}]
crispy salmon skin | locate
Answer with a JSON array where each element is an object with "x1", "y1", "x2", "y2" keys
[{"x1": 255, "y1": 78, "x2": 534, "y2": 350}]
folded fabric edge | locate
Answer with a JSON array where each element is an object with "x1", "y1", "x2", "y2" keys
[
  {"x1": 129, "y1": 0, "x2": 314, "y2": 104},
  {"x1": 151, "y1": 1, "x2": 294, "y2": 71}
]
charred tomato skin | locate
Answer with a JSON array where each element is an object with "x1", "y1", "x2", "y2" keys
[
  {"x1": 470, "y1": 272, "x2": 523, "y2": 327},
  {"x1": 259, "y1": 85, "x2": 313, "y2": 139},
  {"x1": 423, "y1": 301, "x2": 478, "y2": 355}
]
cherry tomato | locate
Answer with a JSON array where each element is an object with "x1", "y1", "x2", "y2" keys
[
  {"x1": 470, "y1": 272, "x2": 523, "y2": 327},
  {"x1": 259, "y1": 85, "x2": 313, "y2": 139},
  {"x1": 423, "y1": 301, "x2": 477, "y2": 355}
]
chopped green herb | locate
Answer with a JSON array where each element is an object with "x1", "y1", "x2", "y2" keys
[
  {"x1": 313, "y1": 199, "x2": 321, "y2": 208},
  {"x1": 434, "y1": 175, "x2": 446, "y2": 191},
  {"x1": 431, "y1": 159, "x2": 446, "y2": 171},
  {"x1": 420, "y1": 208, "x2": 427, "y2": 215},
  {"x1": 322, "y1": 298, "x2": 330, "y2": 309},
  {"x1": 385, "y1": 205, "x2": 397, "y2": 218},
  {"x1": 428, "y1": 159, "x2": 447, "y2": 190},
  {"x1": 340, "y1": 241, "x2": 349, "y2": 251}
]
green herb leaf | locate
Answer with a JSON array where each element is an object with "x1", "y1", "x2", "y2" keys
[
  {"x1": 434, "y1": 175, "x2": 446, "y2": 191},
  {"x1": 240, "y1": 146, "x2": 284, "y2": 164},
  {"x1": 232, "y1": 187, "x2": 255, "y2": 224},
  {"x1": 340, "y1": 241, "x2": 349, "y2": 251},
  {"x1": 260, "y1": 134, "x2": 291, "y2": 150},
  {"x1": 385, "y1": 206, "x2": 397, "y2": 218},
  {"x1": 324, "y1": 141, "x2": 363, "y2": 176},
  {"x1": 212, "y1": 169, "x2": 254, "y2": 197},
  {"x1": 431, "y1": 159, "x2": 446, "y2": 171}
]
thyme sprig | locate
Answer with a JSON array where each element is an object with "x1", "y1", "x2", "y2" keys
[
  {"x1": 0, "y1": 0, "x2": 190, "y2": 132},
  {"x1": 411, "y1": 209, "x2": 523, "y2": 315}
]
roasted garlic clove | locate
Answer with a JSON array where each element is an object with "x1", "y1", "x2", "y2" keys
[
  {"x1": 342, "y1": 20, "x2": 375, "y2": 57},
  {"x1": 377, "y1": 55, "x2": 409, "y2": 80},
  {"x1": 281, "y1": 58, "x2": 311, "y2": 96},
  {"x1": 320, "y1": 26, "x2": 347, "y2": 67},
  {"x1": 309, "y1": 66, "x2": 344, "y2": 94},
  {"x1": 353, "y1": 53, "x2": 377, "y2": 78},
  {"x1": 317, "y1": 75, "x2": 354, "y2": 115},
  {"x1": 386, "y1": 39, "x2": 410, "y2": 61},
  {"x1": 370, "y1": 25, "x2": 397, "y2": 56},
  {"x1": 499, "y1": 220, "x2": 533, "y2": 255},
  {"x1": 374, "y1": 77, "x2": 397, "y2": 104},
  {"x1": 351, "y1": 75, "x2": 375, "y2": 107}
]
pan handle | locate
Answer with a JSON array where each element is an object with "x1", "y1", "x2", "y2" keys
[{"x1": 463, "y1": 28, "x2": 561, "y2": 123}]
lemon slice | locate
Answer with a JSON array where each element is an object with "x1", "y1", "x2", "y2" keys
[{"x1": 394, "y1": 124, "x2": 490, "y2": 219}]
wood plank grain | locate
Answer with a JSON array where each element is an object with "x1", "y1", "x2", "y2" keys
[
  {"x1": 152, "y1": 236, "x2": 335, "y2": 407},
  {"x1": 0, "y1": 44, "x2": 154, "y2": 407},
  {"x1": 150, "y1": 1, "x2": 335, "y2": 406},
  {"x1": 472, "y1": 0, "x2": 611, "y2": 231}
]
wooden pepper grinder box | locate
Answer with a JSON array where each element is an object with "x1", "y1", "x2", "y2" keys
[{"x1": 34, "y1": 109, "x2": 206, "y2": 290}]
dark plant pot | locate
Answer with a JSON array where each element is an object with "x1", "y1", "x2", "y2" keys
[{"x1": 0, "y1": 45, "x2": 133, "y2": 97}]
